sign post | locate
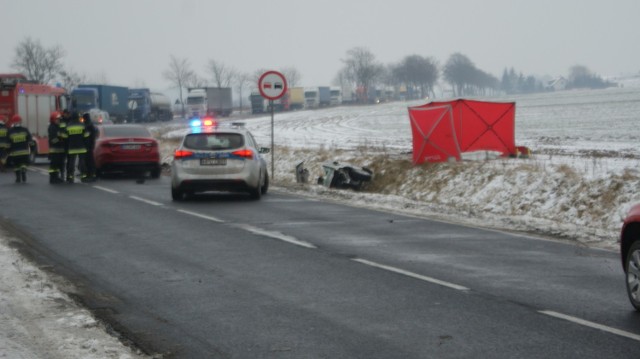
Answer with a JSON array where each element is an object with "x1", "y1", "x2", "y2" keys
[{"x1": 258, "y1": 71, "x2": 288, "y2": 181}]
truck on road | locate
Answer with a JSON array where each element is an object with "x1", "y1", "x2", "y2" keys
[
  {"x1": 288, "y1": 87, "x2": 305, "y2": 110},
  {"x1": 304, "y1": 87, "x2": 319, "y2": 109},
  {"x1": 330, "y1": 86, "x2": 342, "y2": 106},
  {"x1": 127, "y1": 88, "x2": 172, "y2": 122},
  {"x1": 186, "y1": 87, "x2": 233, "y2": 118},
  {"x1": 318, "y1": 86, "x2": 331, "y2": 107},
  {"x1": 250, "y1": 92, "x2": 266, "y2": 114},
  {"x1": 70, "y1": 84, "x2": 129, "y2": 123},
  {"x1": 0, "y1": 73, "x2": 67, "y2": 160}
]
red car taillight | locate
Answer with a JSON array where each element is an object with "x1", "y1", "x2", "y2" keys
[
  {"x1": 232, "y1": 149, "x2": 254, "y2": 159},
  {"x1": 174, "y1": 149, "x2": 194, "y2": 159}
]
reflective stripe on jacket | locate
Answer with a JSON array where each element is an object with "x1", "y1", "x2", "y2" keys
[
  {"x1": 0, "y1": 124, "x2": 9, "y2": 149},
  {"x1": 8, "y1": 126, "x2": 32, "y2": 157},
  {"x1": 61, "y1": 122, "x2": 89, "y2": 154}
]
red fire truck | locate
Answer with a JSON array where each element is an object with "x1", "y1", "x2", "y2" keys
[{"x1": 0, "y1": 74, "x2": 67, "y2": 161}]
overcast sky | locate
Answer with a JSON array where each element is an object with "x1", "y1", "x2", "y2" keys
[{"x1": 2, "y1": 0, "x2": 639, "y2": 97}]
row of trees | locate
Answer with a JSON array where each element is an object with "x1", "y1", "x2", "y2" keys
[{"x1": 10, "y1": 36, "x2": 617, "y2": 111}]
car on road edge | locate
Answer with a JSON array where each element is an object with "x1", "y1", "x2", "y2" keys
[{"x1": 621, "y1": 203, "x2": 640, "y2": 311}]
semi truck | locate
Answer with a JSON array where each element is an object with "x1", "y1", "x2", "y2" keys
[
  {"x1": 304, "y1": 87, "x2": 319, "y2": 109},
  {"x1": 341, "y1": 85, "x2": 354, "y2": 104},
  {"x1": 127, "y1": 88, "x2": 172, "y2": 122},
  {"x1": 318, "y1": 86, "x2": 331, "y2": 107},
  {"x1": 0, "y1": 73, "x2": 67, "y2": 160},
  {"x1": 249, "y1": 92, "x2": 266, "y2": 114},
  {"x1": 70, "y1": 84, "x2": 129, "y2": 123},
  {"x1": 288, "y1": 87, "x2": 305, "y2": 110},
  {"x1": 329, "y1": 86, "x2": 342, "y2": 106},
  {"x1": 186, "y1": 87, "x2": 233, "y2": 118}
]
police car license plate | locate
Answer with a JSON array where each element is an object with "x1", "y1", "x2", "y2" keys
[{"x1": 200, "y1": 158, "x2": 226, "y2": 166}]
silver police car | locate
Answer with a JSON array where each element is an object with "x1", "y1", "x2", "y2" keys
[{"x1": 171, "y1": 119, "x2": 270, "y2": 200}]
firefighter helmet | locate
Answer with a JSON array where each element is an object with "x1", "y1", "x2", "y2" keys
[
  {"x1": 11, "y1": 114, "x2": 22, "y2": 125},
  {"x1": 50, "y1": 111, "x2": 62, "y2": 123}
]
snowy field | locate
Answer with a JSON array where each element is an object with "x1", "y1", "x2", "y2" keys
[{"x1": 2, "y1": 81, "x2": 640, "y2": 357}]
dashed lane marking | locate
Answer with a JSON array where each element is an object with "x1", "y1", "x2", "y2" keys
[
  {"x1": 233, "y1": 224, "x2": 317, "y2": 249},
  {"x1": 539, "y1": 310, "x2": 640, "y2": 342},
  {"x1": 129, "y1": 195, "x2": 163, "y2": 206},
  {"x1": 176, "y1": 209, "x2": 225, "y2": 223},
  {"x1": 352, "y1": 258, "x2": 470, "y2": 291},
  {"x1": 93, "y1": 186, "x2": 119, "y2": 194}
]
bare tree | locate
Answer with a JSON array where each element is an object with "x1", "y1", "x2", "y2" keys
[
  {"x1": 184, "y1": 74, "x2": 208, "y2": 89},
  {"x1": 232, "y1": 72, "x2": 251, "y2": 113},
  {"x1": 12, "y1": 37, "x2": 65, "y2": 84},
  {"x1": 340, "y1": 47, "x2": 383, "y2": 102},
  {"x1": 443, "y1": 53, "x2": 475, "y2": 96},
  {"x1": 280, "y1": 66, "x2": 301, "y2": 87},
  {"x1": 163, "y1": 55, "x2": 195, "y2": 117},
  {"x1": 392, "y1": 55, "x2": 439, "y2": 99},
  {"x1": 59, "y1": 68, "x2": 87, "y2": 90},
  {"x1": 207, "y1": 59, "x2": 235, "y2": 88}
]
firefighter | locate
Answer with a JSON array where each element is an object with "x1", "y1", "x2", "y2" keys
[
  {"x1": 48, "y1": 112, "x2": 65, "y2": 184},
  {"x1": 60, "y1": 111, "x2": 89, "y2": 183},
  {"x1": 82, "y1": 112, "x2": 97, "y2": 182},
  {"x1": 0, "y1": 115, "x2": 9, "y2": 172},
  {"x1": 58, "y1": 109, "x2": 70, "y2": 180},
  {"x1": 7, "y1": 114, "x2": 33, "y2": 183}
]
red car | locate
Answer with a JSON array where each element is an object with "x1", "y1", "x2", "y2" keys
[
  {"x1": 94, "y1": 124, "x2": 161, "y2": 178},
  {"x1": 621, "y1": 203, "x2": 640, "y2": 311}
]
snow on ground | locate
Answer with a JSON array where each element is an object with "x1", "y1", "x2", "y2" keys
[{"x1": 2, "y1": 84, "x2": 640, "y2": 357}]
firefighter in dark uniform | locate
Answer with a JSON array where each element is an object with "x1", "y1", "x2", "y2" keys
[
  {"x1": 48, "y1": 111, "x2": 65, "y2": 184},
  {"x1": 58, "y1": 109, "x2": 70, "y2": 180},
  {"x1": 60, "y1": 111, "x2": 89, "y2": 183},
  {"x1": 0, "y1": 115, "x2": 9, "y2": 172},
  {"x1": 7, "y1": 114, "x2": 33, "y2": 183},
  {"x1": 82, "y1": 112, "x2": 97, "y2": 182}
]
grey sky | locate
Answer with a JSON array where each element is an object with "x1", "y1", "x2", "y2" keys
[{"x1": 2, "y1": 0, "x2": 639, "y2": 94}]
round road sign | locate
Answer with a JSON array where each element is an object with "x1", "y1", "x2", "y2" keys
[{"x1": 258, "y1": 71, "x2": 288, "y2": 100}]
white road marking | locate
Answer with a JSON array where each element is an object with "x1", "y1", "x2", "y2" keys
[
  {"x1": 540, "y1": 310, "x2": 640, "y2": 342},
  {"x1": 234, "y1": 224, "x2": 317, "y2": 249},
  {"x1": 129, "y1": 196, "x2": 163, "y2": 206},
  {"x1": 176, "y1": 209, "x2": 225, "y2": 223},
  {"x1": 93, "y1": 186, "x2": 119, "y2": 194},
  {"x1": 352, "y1": 258, "x2": 470, "y2": 291}
]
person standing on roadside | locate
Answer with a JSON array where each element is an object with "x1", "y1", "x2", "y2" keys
[
  {"x1": 0, "y1": 115, "x2": 9, "y2": 172},
  {"x1": 7, "y1": 114, "x2": 33, "y2": 183},
  {"x1": 58, "y1": 109, "x2": 70, "y2": 180},
  {"x1": 47, "y1": 112, "x2": 65, "y2": 184},
  {"x1": 82, "y1": 113, "x2": 97, "y2": 182},
  {"x1": 60, "y1": 112, "x2": 88, "y2": 183}
]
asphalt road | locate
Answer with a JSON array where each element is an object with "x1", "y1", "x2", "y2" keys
[{"x1": 1, "y1": 166, "x2": 639, "y2": 358}]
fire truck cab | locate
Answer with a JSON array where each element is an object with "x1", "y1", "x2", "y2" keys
[{"x1": 0, "y1": 74, "x2": 68, "y2": 161}]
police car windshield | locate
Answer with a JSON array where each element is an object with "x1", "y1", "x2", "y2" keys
[{"x1": 102, "y1": 125, "x2": 151, "y2": 138}]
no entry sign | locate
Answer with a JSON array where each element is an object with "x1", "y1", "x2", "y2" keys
[{"x1": 258, "y1": 71, "x2": 288, "y2": 100}]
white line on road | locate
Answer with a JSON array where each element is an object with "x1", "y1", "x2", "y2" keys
[
  {"x1": 539, "y1": 310, "x2": 640, "y2": 342},
  {"x1": 93, "y1": 186, "x2": 120, "y2": 194},
  {"x1": 234, "y1": 224, "x2": 317, "y2": 249},
  {"x1": 129, "y1": 196, "x2": 163, "y2": 206},
  {"x1": 352, "y1": 258, "x2": 470, "y2": 291},
  {"x1": 176, "y1": 209, "x2": 225, "y2": 223}
]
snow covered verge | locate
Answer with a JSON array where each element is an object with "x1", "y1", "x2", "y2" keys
[
  {"x1": 0, "y1": 226, "x2": 150, "y2": 359},
  {"x1": 233, "y1": 145, "x2": 639, "y2": 251}
]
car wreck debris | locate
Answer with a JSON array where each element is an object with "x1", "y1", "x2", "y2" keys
[{"x1": 318, "y1": 161, "x2": 373, "y2": 190}]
